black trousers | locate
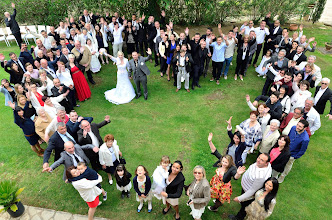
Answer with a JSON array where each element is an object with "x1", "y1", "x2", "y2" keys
[
  {"x1": 235, "y1": 189, "x2": 255, "y2": 220},
  {"x1": 148, "y1": 40, "x2": 158, "y2": 65},
  {"x1": 263, "y1": 41, "x2": 273, "y2": 57},
  {"x1": 261, "y1": 76, "x2": 274, "y2": 95},
  {"x1": 204, "y1": 56, "x2": 211, "y2": 75},
  {"x1": 212, "y1": 61, "x2": 223, "y2": 80},
  {"x1": 192, "y1": 65, "x2": 200, "y2": 87},
  {"x1": 160, "y1": 57, "x2": 167, "y2": 74},
  {"x1": 134, "y1": 75, "x2": 148, "y2": 96},
  {"x1": 13, "y1": 32, "x2": 23, "y2": 48},
  {"x1": 138, "y1": 40, "x2": 148, "y2": 56},
  {"x1": 69, "y1": 88, "x2": 76, "y2": 107},
  {"x1": 235, "y1": 57, "x2": 248, "y2": 76},
  {"x1": 83, "y1": 149, "x2": 102, "y2": 171},
  {"x1": 85, "y1": 69, "x2": 94, "y2": 81},
  {"x1": 253, "y1": 43, "x2": 263, "y2": 65}
]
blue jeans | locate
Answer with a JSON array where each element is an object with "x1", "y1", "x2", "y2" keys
[{"x1": 221, "y1": 56, "x2": 233, "y2": 76}]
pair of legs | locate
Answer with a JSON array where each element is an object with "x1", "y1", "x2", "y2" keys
[
  {"x1": 211, "y1": 61, "x2": 223, "y2": 84},
  {"x1": 176, "y1": 67, "x2": 190, "y2": 91},
  {"x1": 235, "y1": 58, "x2": 247, "y2": 80},
  {"x1": 160, "y1": 57, "x2": 167, "y2": 76},
  {"x1": 164, "y1": 202, "x2": 180, "y2": 219},
  {"x1": 112, "y1": 43, "x2": 123, "y2": 57},
  {"x1": 253, "y1": 43, "x2": 263, "y2": 66},
  {"x1": 138, "y1": 198, "x2": 152, "y2": 211},
  {"x1": 30, "y1": 143, "x2": 43, "y2": 157},
  {"x1": 134, "y1": 75, "x2": 148, "y2": 98},
  {"x1": 99, "y1": 50, "x2": 109, "y2": 64},
  {"x1": 166, "y1": 64, "x2": 173, "y2": 81},
  {"x1": 203, "y1": 55, "x2": 211, "y2": 77},
  {"x1": 192, "y1": 65, "x2": 201, "y2": 89},
  {"x1": 88, "y1": 207, "x2": 97, "y2": 220},
  {"x1": 221, "y1": 56, "x2": 233, "y2": 78},
  {"x1": 277, "y1": 157, "x2": 295, "y2": 183}
]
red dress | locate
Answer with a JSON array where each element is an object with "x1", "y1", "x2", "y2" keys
[
  {"x1": 71, "y1": 66, "x2": 91, "y2": 101},
  {"x1": 210, "y1": 168, "x2": 232, "y2": 203}
]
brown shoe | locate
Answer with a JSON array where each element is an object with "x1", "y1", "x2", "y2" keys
[
  {"x1": 176, "y1": 89, "x2": 179, "y2": 92},
  {"x1": 186, "y1": 89, "x2": 190, "y2": 92}
]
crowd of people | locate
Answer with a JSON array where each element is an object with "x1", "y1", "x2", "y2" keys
[{"x1": 2, "y1": 2, "x2": 332, "y2": 220}]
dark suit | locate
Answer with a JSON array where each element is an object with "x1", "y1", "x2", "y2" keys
[
  {"x1": 286, "y1": 51, "x2": 307, "y2": 65},
  {"x1": 43, "y1": 132, "x2": 66, "y2": 163},
  {"x1": 263, "y1": 17, "x2": 282, "y2": 55},
  {"x1": 314, "y1": 86, "x2": 332, "y2": 114},
  {"x1": 50, "y1": 144, "x2": 93, "y2": 180},
  {"x1": 1, "y1": 58, "x2": 26, "y2": 84},
  {"x1": 272, "y1": 35, "x2": 291, "y2": 53},
  {"x1": 66, "y1": 117, "x2": 93, "y2": 142},
  {"x1": 136, "y1": 22, "x2": 148, "y2": 55},
  {"x1": 4, "y1": 8, "x2": 22, "y2": 47},
  {"x1": 261, "y1": 56, "x2": 289, "y2": 95},
  {"x1": 59, "y1": 54, "x2": 70, "y2": 64},
  {"x1": 51, "y1": 84, "x2": 73, "y2": 113},
  {"x1": 77, "y1": 119, "x2": 110, "y2": 170},
  {"x1": 48, "y1": 32, "x2": 60, "y2": 44}
]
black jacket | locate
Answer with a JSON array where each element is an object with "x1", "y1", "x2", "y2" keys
[
  {"x1": 165, "y1": 169, "x2": 185, "y2": 199},
  {"x1": 269, "y1": 147, "x2": 291, "y2": 173},
  {"x1": 116, "y1": 172, "x2": 132, "y2": 187},
  {"x1": 286, "y1": 51, "x2": 307, "y2": 65},
  {"x1": 314, "y1": 86, "x2": 332, "y2": 115},
  {"x1": 5, "y1": 9, "x2": 20, "y2": 34}
]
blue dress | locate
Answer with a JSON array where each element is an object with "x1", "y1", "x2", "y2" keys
[{"x1": 167, "y1": 42, "x2": 176, "y2": 65}]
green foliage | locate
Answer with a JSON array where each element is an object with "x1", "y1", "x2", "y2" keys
[
  {"x1": 0, "y1": 180, "x2": 24, "y2": 213},
  {"x1": 312, "y1": 0, "x2": 327, "y2": 23}
]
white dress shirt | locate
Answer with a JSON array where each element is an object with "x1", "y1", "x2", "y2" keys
[
  {"x1": 314, "y1": 87, "x2": 327, "y2": 105},
  {"x1": 240, "y1": 25, "x2": 255, "y2": 35},
  {"x1": 56, "y1": 68, "x2": 74, "y2": 87},
  {"x1": 88, "y1": 130, "x2": 99, "y2": 147},
  {"x1": 112, "y1": 26, "x2": 124, "y2": 45},
  {"x1": 153, "y1": 28, "x2": 161, "y2": 43},
  {"x1": 254, "y1": 27, "x2": 269, "y2": 44}
]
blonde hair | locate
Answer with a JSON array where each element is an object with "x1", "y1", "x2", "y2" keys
[
  {"x1": 68, "y1": 54, "x2": 76, "y2": 59},
  {"x1": 160, "y1": 155, "x2": 170, "y2": 165},
  {"x1": 16, "y1": 94, "x2": 27, "y2": 108},
  {"x1": 193, "y1": 165, "x2": 206, "y2": 178},
  {"x1": 117, "y1": 51, "x2": 124, "y2": 57},
  {"x1": 217, "y1": 155, "x2": 235, "y2": 170}
]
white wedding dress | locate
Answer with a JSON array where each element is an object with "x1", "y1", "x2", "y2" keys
[{"x1": 105, "y1": 57, "x2": 136, "y2": 105}]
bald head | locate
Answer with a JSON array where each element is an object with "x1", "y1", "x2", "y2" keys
[{"x1": 64, "y1": 141, "x2": 75, "y2": 154}]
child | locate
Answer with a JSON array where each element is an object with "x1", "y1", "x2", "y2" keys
[
  {"x1": 256, "y1": 50, "x2": 272, "y2": 78},
  {"x1": 151, "y1": 156, "x2": 170, "y2": 202},
  {"x1": 174, "y1": 49, "x2": 192, "y2": 92},
  {"x1": 133, "y1": 165, "x2": 153, "y2": 213},
  {"x1": 114, "y1": 164, "x2": 132, "y2": 199},
  {"x1": 69, "y1": 162, "x2": 108, "y2": 201}
]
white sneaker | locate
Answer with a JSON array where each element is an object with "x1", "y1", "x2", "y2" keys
[
  {"x1": 109, "y1": 179, "x2": 113, "y2": 185},
  {"x1": 224, "y1": 76, "x2": 227, "y2": 80},
  {"x1": 263, "y1": 75, "x2": 266, "y2": 78},
  {"x1": 257, "y1": 74, "x2": 261, "y2": 77}
]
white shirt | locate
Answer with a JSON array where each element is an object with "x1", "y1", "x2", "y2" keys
[
  {"x1": 225, "y1": 38, "x2": 236, "y2": 58},
  {"x1": 240, "y1": 25, "x2": 255, "y2": 35},
  {"x1": 314, "y1": 87, "x2": 327, "y2": 105},
  {"x1": 45, "y1": 67, "x2": 57, "y2": 79},
  {"x1": 88, "y1": 130, "x2": 99, "y2": 147},
  {"x1": 153, "y1": 28, "x2": 161, "y2": 43},
  {"x1": 282, "y1": 117, "x2": 300, "y2": 135},
  {"x1": 56, "y1": 69, "x2": 74, "y2": 87},
  {"x1": 109, "y1": 22, "x2": 122, "y2": 33},
  {"x1": 179, "y1": 56, "x2": 185, "y2": 66},
  {"x1": 254, "y1": 27, "x2": 269, "y2": 44},
  {"x1": 273, "y1": 26, "x2": 280, "y2": 35},
  {"x1": 72, "y1": 176, "x2": 102, "y2": 202},
  {"x1": 205, "y1": 36, "x2": 212, "y2": 53},
  {"x1": 43, "y1": 37, "x2": 52, "y2": 50},
  {"x1": 293, "y1": 52, "x2": 302, "y2": 61},
  {"x1": 112, "y1": 26, "x2": 124, "y2": 45}
]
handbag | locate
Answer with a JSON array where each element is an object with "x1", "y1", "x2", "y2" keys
[{"x1": 119, "y1": 156, "x2": 126, "y2": 164}]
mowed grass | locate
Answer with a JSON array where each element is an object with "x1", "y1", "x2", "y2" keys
[{"x1": 0, "y1": 23, "x2": 332, "y2": 219}]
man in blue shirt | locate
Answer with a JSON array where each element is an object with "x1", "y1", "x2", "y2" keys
[{"x1": 278, "y1": 119, "x2": 310, "y2": 183}]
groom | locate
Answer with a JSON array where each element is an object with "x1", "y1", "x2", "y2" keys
[{"x1": 128, "y1": 48, "x2": 152, "y2": 100}]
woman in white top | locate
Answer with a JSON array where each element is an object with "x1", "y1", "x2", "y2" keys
[
  {"x1": 39, "y1": 69, "x2": 54, "y2": 96},
  {"x1": 66, "y1": 166, "x2": 102, "y2": 220},
  {"x1": 256, "y1": 50, "x2": 272, "y2": 77},
  {"x1": 112, "y1": 20, "x2": 127, "y2": 57},
  {"x1": 245, "y1": 177, "x2": 279, "y2": 220},
  {"x1": 246, "y1": 96, "x2": 271, "y2": 134},
  {"x1": 99, "y1": 134, "x2": 122, "y2": 185},
  {"x1": 104, "y1": 51, "x2": 136, "y2": 105},
  {"x1": 86, "y1": 38, "x2": 101, "y2": 73},
  {"x1": 291, "y1": 79, "x2": 312, "y2": 112}
]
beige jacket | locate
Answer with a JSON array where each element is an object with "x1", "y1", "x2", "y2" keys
[
  {"x1": 259, "y1": 125, "x2": 280, "y2": 154},
  {"x1": 188, "y1": 178, "x2": 211, "y2": 209},
  {"x1": 71, "y1": 47, "x2": 92, "y2": 71}
]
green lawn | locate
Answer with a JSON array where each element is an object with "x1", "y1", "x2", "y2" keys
[{"x1": 0, "y1": 23, "x2": 332, "y2": 219}]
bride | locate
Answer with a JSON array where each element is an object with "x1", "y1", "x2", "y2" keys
[{"x1": 104, "y1": 50, "x2": 136, "y2": 105}]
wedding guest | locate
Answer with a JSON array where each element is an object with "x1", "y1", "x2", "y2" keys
[
  {"x1": 245, "y1": 177, "x2": 279, "y2": 219},
  {"x1": 14, "y1": 106, "x2": 44, "y2": 156},
  {"x1": 4, "y1": 3, "x2": 22, "y2": 46},
  {"x1": 161, "y1": 161, "x2": 185, "y2": 220},
  {"x1": 314, "y1": 78, "x2": 332, "y2": 116},
  {"x1": 114, "y1": 164, "x2": 132, "y2": 199},
  {"x1": 256, "y1": 120, "x2": 280, "y2": 154},
  {"x1": 208, "y1": 155, "x2": 245, "y2": 211},
  {"x1": 209, "y1": 35, "x2": 228, "y2": 85},
  {"x1": 302, "y1": 97, "x2": 321, "y2": 135},
  {"x1": 124, "y1": 21, "x2": 137, "y2": 59},
  {"x1": 65, "y1": 166, "x2": 103, "y2": 220},
  {"x1": 133, "y1": 165, "x2": 153, "y2": 213},
  {"x1": 112, "y1": 21, "x2": 127, "y2": 57},
  {"x1": 186, "y1": 165, "x2": 211, "y2": 220},
  {"x1": 235, "y1": 33, "x2": 256, "y2": 81},
  {"x1": 85, "y1": 38, "x2": 101, "y2": 73},
  {"x1": 229, "y1": 153, "x2": 272, "y2": 220},
  {"x1": 152, "y1": 156, "x2": 171, "y2": 201},
  {"x1": 99, "y1": 134, "x2": 122, "y2": 185},
  {"x1": 291, "y1": 80, "x2": 311, "y2": 111},
  {"x1": 1, "y1": 79, "x2": 15, "y2": 106},
  {"x1": 1, "y1": 60, "x2": 24, "y2": 84},
  {"x1": 35, "y1": 107, "x2": 53, "y2": 142},
  {"x1": 269, "y1": 135, "x2": 291, "y2": 178},
  {"x1": 256, "y1": 50, "x2": 272, "y2": 77}
]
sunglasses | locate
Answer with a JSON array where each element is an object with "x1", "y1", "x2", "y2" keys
[
  {"x1": 194, "y1": 172, "x2": 202, "y2": 174},
  {"x1": 321, "y1": 82, "x2": 328, "y2": 85}
]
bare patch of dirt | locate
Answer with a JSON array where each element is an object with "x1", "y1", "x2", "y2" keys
[{"x1": 205, "y1": 89, "x2": 224, "y2": 101}]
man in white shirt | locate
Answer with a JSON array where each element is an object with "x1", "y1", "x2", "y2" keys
[
  {"x1": 314, "y1": 78, "x2": 332, "y2": 118},
  {"x1": 299, "y1": 35, "x2": 317, "y2": 53},
  {"x1": 29, "y1": 30, "x2": 55, "y2": 50},
  {"x1": 303, "y1": 97, "x2": 321, "y2": 135},
  {"x1": 229, "y1": 153, "x2": 272, "y2": 220},
  {"x1": 253, "y1": 21, "x2": 270, "y2": 67},
  {"x1": 34, "y1": 39, "x2": 47, "y2": 58},
  {"x1": 240, "y1": 20, "x2": 255, "y2": 35}
]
